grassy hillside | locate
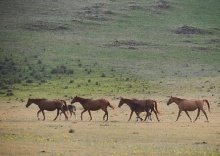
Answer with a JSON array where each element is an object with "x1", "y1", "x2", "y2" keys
[{"x1": 0, "y1": 0, "x2": 219, "y2": 100}]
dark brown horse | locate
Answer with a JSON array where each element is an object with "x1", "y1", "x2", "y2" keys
[
  {"x1": 167, "y1": 96, "x2": 211, "y2": 122},
  {"x1": 118, "y1": 98, "x2": 160, "y2": 122},
  {"x1": 118, "y1": 98, "x2": 145, "y2": 121},
  {"x1": 26, "y1": 98, "x2": 68, "y2": 121},
  {"x1": 71, "y1": 96, "x2": 115, "y2": 121}
]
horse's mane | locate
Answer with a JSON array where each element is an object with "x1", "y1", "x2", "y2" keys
[
  {"x1": 76, "y1": 96, "x2": 91, "y2": 103},
  {"x1": 173, "y1": 97, "x2": 185, "y2": 101},
  {"x1": 32, "y1": 98, "x2": 47, "y2": 101}
]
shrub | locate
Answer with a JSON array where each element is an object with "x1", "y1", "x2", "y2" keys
[
  {"x1": 26, "y1": 79, "x2": 34, "y2": 83},
  {"x1": 101, "y1": 73, "x2": 106, "y2": 77}
]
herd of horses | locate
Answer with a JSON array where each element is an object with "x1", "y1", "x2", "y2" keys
[{"x1": 26, "y1": 96, "x2": 211, "y2": 122}]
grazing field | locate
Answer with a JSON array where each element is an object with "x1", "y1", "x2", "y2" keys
[
  {"x1": 0, "y1": 0, "x2": 220, "y2": 155},
  {"x1": 0, "y1": 96, "x2": 219, "y2": 155}
]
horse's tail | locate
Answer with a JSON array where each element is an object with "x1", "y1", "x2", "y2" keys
[
  {"x1": 204, "y1": 99, "x2": 211, "y2": 113},
  {"x1": 61, "y1": 100, "x2": 69, "y2": 115},
  {"x1": 108, "y1": 102, "x2": 115, "y2": 110},
  {"x1": 154, "y1": 100, "x2": 160, "y2": 115}
]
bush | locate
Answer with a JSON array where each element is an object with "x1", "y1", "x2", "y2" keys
[
  {"x1": 51, "y1": 66, "x2": 74, "y2": 74},
  {"x1": 101, "y1": 73, "x2": 106, "y2": 77},
  {"x1": 26, "y1": 79, "x2": 34, "y2": 83}
]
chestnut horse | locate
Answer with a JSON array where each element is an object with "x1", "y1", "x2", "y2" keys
[
  {"x1": 167, "y1": 96, "x2": 211, "y2": 122},
  {"x1": 26, "y1": 98, "x2": 68, "y2": 121},
  {"x1": 118, "y1": 98, "x2": 160, "y2": 122},
  {"x1": 71, "y1": 96, "x2": 115, "y2": 121}
]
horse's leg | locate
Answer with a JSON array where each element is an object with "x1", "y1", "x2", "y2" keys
[
  {"x1": 62, "y1": 109, "x2": 68, "y2": 121},
  {"x1": 184, "y1": 111, "x2": 192, "y2": 122},
  {"x1": 144, "y1": 111, "x2": 149, "y2": 121},
  {"x1": 153, "y1": 110, "x2": 160, "y2": 122},
  {"x1": 59, "y1": 112, "x2": 62, "y2": 120},
  {"x1": 150, "y1": 110, "x2": 153, "y2": 121},
  {"x1": 81, "y1": 110, "x2": 87, "y2": 121},
  {"x1": 193, "y1": 109, "x2": 200, "y2": 122},
  {"x1": 42, "y1": 110, "x2": 46, "y2": 121},
  {"x1": 175, "y1": 110, "x2": 182, "y2": 122},
  {"x1": 88, "y1": 110, "x2": 92, "y2": 121},
  {"x1": 135, "y1": 111, "x2": 143, "y2": 122},
  {"x1": 201, "y1": 109, "x2": 209, "y2": 122},
  {"x1": 137, "y1": 112, "x2": 141, "y2": 121},
  {"x1": 103, "y1": 110, "x2": 108, "y2": 121},
  {"x1": 37, "y1": 110, "x2": 42, "y2": 120},
  {"x1": 128, "y1": 111, "x2": 134, "y2": 121},
  {"x1": 69, "y1": 110, "x2": 72, "y2": 118},
  {"x1": 73, "y1": 112, "x2": 77, "y2": 120},
  {"x1": 53, "y1": 109, "x2": 59, "y2": 121}
]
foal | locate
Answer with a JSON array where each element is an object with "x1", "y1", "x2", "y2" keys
[{"x1": 60, "y1": 104, "x2": 77, "y2": 120}]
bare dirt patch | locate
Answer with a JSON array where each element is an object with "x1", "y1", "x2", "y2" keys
[
  {"x1": 174, "y1": 25, "x2": 211, "y2": 35},
  {"x1": 24, "y1": 21, "x2": 68, "y2": 31},
  {"x1": 106, "y1": 39, "x2": 148, "y2": 50},
  {"x1": 149, "y1": 0, "x2": 171, "y2": 13},
  {"x1": 77, "y1": 3, "x2": 115, "y2": 21},
  {"x1": 206, "y1": 39, "x2": 220, "y2": 44}
]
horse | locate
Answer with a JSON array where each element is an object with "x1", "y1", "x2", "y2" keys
[
  {"x1": 26, "y1": 98, "x2": 68, "y2": 121},
  {"x1": 142, "y1": 99, "x2": 160, "y2": 122},
  {"x1": 60, "y1": 104, "x2": 77, "y2": 120},
  {"x1": 118, "y1": 98, "x2": 146, "y2": 121},
  {"x1": 70, "y1": 96, "x2": 115, "y2": 121},
  {"x1": 167, "y1": 96, "x2": 211, "y2": 122}
]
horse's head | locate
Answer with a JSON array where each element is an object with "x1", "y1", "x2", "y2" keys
[
  {"x1": 167, "y1": 96, "x2": 174, "y2": 105},
  {"x1": 118, "y1": 98, "x2": 125, "y2": 108},
  {"x1": 26, "y1": 98, "x2": 33, "y2": 108},
  {"x1": 71, "y1": 96, "x2": 78, "y2": 104}
]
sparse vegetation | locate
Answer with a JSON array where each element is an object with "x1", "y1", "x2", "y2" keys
[{"x1": 0, "y1": 0, "x2": 219, "y2": 154}]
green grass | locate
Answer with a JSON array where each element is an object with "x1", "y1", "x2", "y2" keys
[{"x1": 0, "y1": 0, "x2": 219, "y2": 100}]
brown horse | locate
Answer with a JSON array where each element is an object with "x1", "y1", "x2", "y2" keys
[
  {"x1": 26, "y1": 98, "x2": 68, "y2": 121},
  {"x1": 118, "y1": 98, "x2": 160, "y2": 122},
  {"x1": 118, "y1": 98, "x2": 146, "y2": 121},
  {"x1": 167, "y1": 96, "x2": 211, "y2": 122},
  {"x1": 71, "y1": 96, "x2": 115, "y2": 121}
]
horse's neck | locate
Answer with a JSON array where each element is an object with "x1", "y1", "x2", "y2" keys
[
  {"x1": 33, "y1": 99, "x2": 46, "y2": 105},
  {"x1": 124, "y1": 99, "x2": 133, "y2": 106},
  {"x1": 77, "y1": 98, "x2": 89, "y2": 105},
  {"x1": 174, "y1": 97, "x2": 184, "y2": 105}
]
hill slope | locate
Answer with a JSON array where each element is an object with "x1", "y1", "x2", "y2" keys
[{"x1": 0, "y1": 0, "x2": 219, "y2": 100}]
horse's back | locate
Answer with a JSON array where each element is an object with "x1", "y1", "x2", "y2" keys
[
  {"x1": 41, "y1": 100, "x2": 62, "y2": 111},
  {"x1": 180, "y1": 100, "x2": 202, "y2": 111},
  {"x1": 83, "y1": 99, "x2": 109, "y2": 110}
]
